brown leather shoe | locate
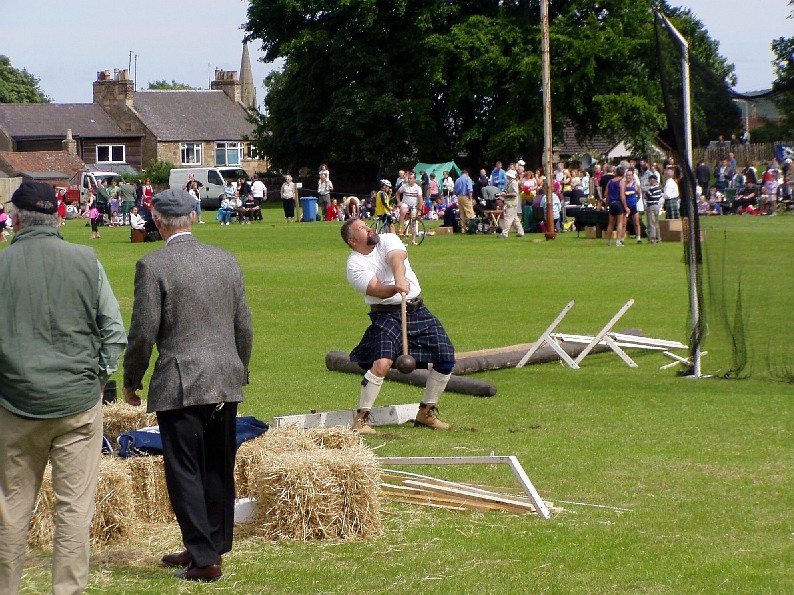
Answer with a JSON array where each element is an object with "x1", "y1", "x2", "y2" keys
[
  {"x1": 174, "y1": 563, "x2": 222, "y2": 582},
  {"x1": 414, "y1": 403, "x2": 450, "y2": 430},
  {"x1": 161, "y1": 550, "x2": 192, "y2": 567},
  {"x1": 352, "y1": 409, "x2": 377, "y2": 435}
]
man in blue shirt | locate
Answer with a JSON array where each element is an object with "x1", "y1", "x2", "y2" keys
[
  {"x1": 453, "y1": 169, "x2": 475, "y2": 232},
  {"x1": 490, "y1": 161, "x2": 507, "y2": 190}
]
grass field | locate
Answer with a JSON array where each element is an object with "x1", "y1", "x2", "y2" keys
[{"x1": 9, "y1": 208, "x2": 793, "y2": 594}]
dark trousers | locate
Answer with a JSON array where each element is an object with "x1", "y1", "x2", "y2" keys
[{"x1": 157, "y1": 403, "x2": 238, "y2": 567}]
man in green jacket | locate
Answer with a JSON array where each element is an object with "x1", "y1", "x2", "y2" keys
[{"x1": 0, "y1": 181, "x2": 127, "y2": 594}]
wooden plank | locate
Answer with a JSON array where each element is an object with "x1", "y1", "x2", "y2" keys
[
  {"x1": 377, "y1": 455, "x2": 550, "y2": 519},
  {"x1": 402, "y1": 480, "x2": 538, "y2": 514},
  {"x1": 455, "y1": 343, "x2": 536, "y2": 359},
  {"x1": 273, "y1": 403, "x2": 420, "y2": 429}
]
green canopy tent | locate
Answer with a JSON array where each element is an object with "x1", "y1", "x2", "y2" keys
[{"x1": 412, "y1": 161, "x2": 462, "y2": 183}]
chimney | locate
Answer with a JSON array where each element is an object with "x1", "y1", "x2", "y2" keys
[
  {"x1": 211, "y1": 69, "x2": 242, "y2": 105},
  {"x1": 93, "y1": 67, "x2": 134, "y2": 107},
  {"x1": 62, "y1": 128, "x2": 77, "y2": 156}
]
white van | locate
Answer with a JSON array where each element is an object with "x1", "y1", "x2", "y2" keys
[{"x1": 169, "y1": 167, "x2": 228, "y2": 210}]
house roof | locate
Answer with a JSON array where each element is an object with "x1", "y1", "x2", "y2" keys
[
  {"x1": 0, "y1": 103, "x2": 132, "y2": 139},
  {"x1": 0, "y1": 150, "x2": 84, "y2": 178},
  {"x1": 553, "y1": 125, "x2": 619, "y2": 158},
  {"x1": 131, "y1": 90, "x2": 254, "y2": 141}
]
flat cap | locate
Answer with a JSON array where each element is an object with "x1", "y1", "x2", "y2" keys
[
  {"x1": 11, "y1": 181, "x2": 58, "y2": 214},
  {"x1": 152, "y1": 188, "x2": 195, "y2": 216}
]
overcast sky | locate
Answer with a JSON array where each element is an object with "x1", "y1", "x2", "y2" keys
[{"x1": 3, "y1": 0, "x2": 791, "y2": 105}]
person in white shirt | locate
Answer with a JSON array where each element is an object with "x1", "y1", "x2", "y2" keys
[
  {"x1": 395, "y1": 171, "x2": 423, "y2": 245},
  {"x1": 340, "y1": 219, "x2": 456, "y2": 435},
  {"x1": 663, "y1": 166, "x2": 681, "y2": 220},
  {"x1": 129, "y1": 205, "x2": 146, "y2": 230}
]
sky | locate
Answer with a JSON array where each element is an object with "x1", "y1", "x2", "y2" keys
[{"x1": 2, "y1": 0, "x2": 791, "y2": 105}]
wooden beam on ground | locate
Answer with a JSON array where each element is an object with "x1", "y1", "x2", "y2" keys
[
  {"x1": 377, "y1": 455, "x2": 550, "y2": 519},
  {"x1": 272, "y1": 403, "x2": 420, "y2": 429},
  {"x1": 325, "y1": 351, "x2": 497, "y2": 396}
]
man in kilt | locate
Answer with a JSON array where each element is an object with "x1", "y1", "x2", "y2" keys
[{"x1": 341, "y1": 219, "x2": 456, "y2": 434}]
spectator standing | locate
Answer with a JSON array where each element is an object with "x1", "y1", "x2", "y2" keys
[
  {"x1": 442, "y1": 170, "x2": 454, "y2": 202},
  {"x1": 453, "y1": 168, "x2": 475, "y2": 233},
  {"x1": 280, "y1": 174, "x2": 297, "y2": 222},
  {"x1": 122, "y1": 189, "x2": 253, "y2": 583},
  {"x1": 0, "y1": 181, "x2": 126, "y2": 594},
  {"x1": 644, "y1": 174, "x2": 663, "y2": 243},
  {"x1": 622, "y1": 168, "x2": 642, "y2": 243},
  {"x1": 663, "y1": 165, "x2": 681, "y2": 219},
  {"x1": 396, "y1": 171, "x2": 423, "y2": 245},
  {"x1": 695, "y1": 160, "x2": 711, "y2": 195},
  {"x1": 341, "y1": 219, "x2": 456, "y2": 434},
  {"x1": 490, "y1": 161, "x2": 507, "y2": 190},
  {"x1": 317, "y1": 170, "x2": 333, "y2": 217},
  {"x1": 499, "y1": 169, "x2": 524, "y2": 239}
]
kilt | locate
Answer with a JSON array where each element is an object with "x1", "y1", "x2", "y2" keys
[{"x1": 350, "y1": 305, "x2": 455, "y2": 369}]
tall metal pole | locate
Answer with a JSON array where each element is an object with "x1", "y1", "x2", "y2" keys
[
  {"x1": 656, "y1": 10, "x2": 701, "y2": 377},
  {"x1": 541, "y1": 0, "x2": 556, "y2": 240}
]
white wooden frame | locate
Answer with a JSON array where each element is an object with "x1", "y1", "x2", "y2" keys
[{"x1": 377, "y1": 455, "x2": 550, "y2": 520}]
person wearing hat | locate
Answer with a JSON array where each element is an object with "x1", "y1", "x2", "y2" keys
[
  {"x1": 0, "y1": 181, "x2": 127, "y2": 594},
  {"x1": 122, "y1": 188, "x2": 253, "y2": 583},
  {"x1": 499, "y1": 169, "x2": 524, "y2": 239}
]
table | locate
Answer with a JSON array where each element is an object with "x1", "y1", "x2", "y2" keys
[{"x1": 567, "y1": 206, "x2": 609, "y2": 236}]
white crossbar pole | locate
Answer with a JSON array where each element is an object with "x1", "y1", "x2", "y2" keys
[
  {"x1": 517, "y1": 301, "x2": 578, "y2": 368},
  {"x1": 574, "y1": 299, "x2": 634, "y2": 365}
]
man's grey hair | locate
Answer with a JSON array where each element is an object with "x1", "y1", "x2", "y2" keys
[
  {"x1": 151, "y1": 207, "x2": 193, "y2": 232},
  {"x1": 15, "y1": 208, "x2": 58, "y2": 229}
]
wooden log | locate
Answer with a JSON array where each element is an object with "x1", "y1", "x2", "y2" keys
[
  {"x1": 451, "y1": 329, "x2": 646, "y2": 375},
  {"x1": 325, "y1": 351, "x2": 497, "y2": 397}
]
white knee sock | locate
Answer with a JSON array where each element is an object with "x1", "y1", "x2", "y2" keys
[
  {"x1": 423, "y1": 369, "x2": 451, "y2": 405},
  {"x1": 358, "y1": 370, "x2": 384, "y2": 410}
]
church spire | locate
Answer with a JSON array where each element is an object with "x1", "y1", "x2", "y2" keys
[{"x1": 240, "y1": 41, "x2": 257, "y2": 109}]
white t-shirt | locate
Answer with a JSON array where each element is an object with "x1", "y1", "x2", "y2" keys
[
  {"x1": 346, "y1": 233, "x2": 421, "y2": 305},
  {"x1": 663, "y1": 178, "x2": 679, "y2": 200},
  {"x1": 251, "y1": 180, "x2": 266, "y2": 199},
  {"x1": 399, "y1": 183, "x2": 422, "y2": 209}
]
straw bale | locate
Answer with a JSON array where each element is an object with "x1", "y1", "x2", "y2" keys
[
  {"x1": 28, "y1": 467, "x2": 55, "y2": 549},
  {"x1": 234, "y1": 426, "x2": 361, "y2": 498},
  {"x1": 126, "y1": 456, "x2": 174, "y2": 523},
  {"x1": 28, "y1": 458, "x2": 139, "y2": 549},
  {"x1": 247, "y1": 442, "x2": 381, "y2": 541},
  {"x1": 102, "y1": 402, "x2": 157, "y2": 446},
  {"x1": 91, "y1": 457, "x2": 137, "y2": 546}
]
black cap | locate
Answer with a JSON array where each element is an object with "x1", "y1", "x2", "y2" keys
[{"x1": 11, "y1": 181, "x2": 57, "y2": 214}]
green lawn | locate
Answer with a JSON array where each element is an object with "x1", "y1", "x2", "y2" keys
[{"x1": 9, "y1": 209, "x2": 793, "y2": 593}]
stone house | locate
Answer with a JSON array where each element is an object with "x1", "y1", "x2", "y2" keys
[{"x1": 0, "y1": 44, "x2": 267, "y2": 177}]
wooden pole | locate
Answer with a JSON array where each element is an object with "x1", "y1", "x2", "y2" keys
[{"x1": 541, "y1": 0, "x2": 556, "y2": 240}]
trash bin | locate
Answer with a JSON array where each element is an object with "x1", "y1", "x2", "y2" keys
[
  {"x1": 102, "y1": 380, "x2": 117, "y2": 405},
  {"x1": 300, "y1": 196, "x2": 318, "y2": 222}
]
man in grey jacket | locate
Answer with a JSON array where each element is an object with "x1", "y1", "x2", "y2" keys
[
  {"x1": 0, "y1": 181, "x2": 127, "y2": 595},
  {"x1": 123, "y1": 188, "x2": 253, "y2": 583}
]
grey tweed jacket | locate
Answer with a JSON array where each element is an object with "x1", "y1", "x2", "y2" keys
[{"x1": 123, "y1": 234, "x2": 253, "y2": 413}]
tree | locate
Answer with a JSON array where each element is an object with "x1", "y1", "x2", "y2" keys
[
  {"x1": 147, "y1": 80, "x2": 200, "y2": 90},
  {"x1": 770, "y1": 2, "x2": 794, "y2": 136},
  {"x1": 244, "y1": 0, "x2": 738, "y2": 171},
  {"x1": 0, "y1": 56, "x2": 49, "y2": 103}
]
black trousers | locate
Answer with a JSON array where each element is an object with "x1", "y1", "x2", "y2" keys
[{"x1": 157, "y1": 403, "x2": 238, "y2": 567}]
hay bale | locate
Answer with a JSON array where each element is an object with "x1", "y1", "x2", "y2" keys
[
  {"x1": 91, "y1": 458, "x2": 137, "y2": 546},
  {"x1": 28, "y1": 467, "x2": 55, "y2": 549},
  {"x1": 126, "y1": 456, "x2": 174, "y2": 523},
  {"x1": 234, "y1": 426, "x2": 361, "y2": 498},
  {"x1": 247, "y1": 442, "x2": 381, "y2": 541},
  {"x1": 102, "y1": 402, "x2": 157, "y2": 446},
  {"x1": 28, "y1": 458, "x2": 139, "y2": 549}
]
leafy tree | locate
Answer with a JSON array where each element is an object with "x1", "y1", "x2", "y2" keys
[
  {"x1": 147, "y1": 80, "x2": 199, "y2": 90},
  {"x1": 244, "y1": 0, "x2": 738, "y2": 171},
  {"x1": 770, "y1": 2, "x2": 794, "y2": 136},
  {"x1": 0, "y1": 56, "x2": 49, "y2": 103}
]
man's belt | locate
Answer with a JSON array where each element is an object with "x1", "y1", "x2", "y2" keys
[{"x1": 371, "y1": 296, "x2": 423, "y2": 314}]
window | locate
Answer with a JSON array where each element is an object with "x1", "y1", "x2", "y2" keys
[
  {"x1": 181, "y1": 143, "x2": 202, "y2": 165},
  {"x1": 96, "y1": 145, "x2": 125, "y2": 163},
  {"x1": 215, "y1": 142, "x2": 241, "y2": 166},
  {"x1": 245, "y1": 142, "x2": 259, "y2": 160}
]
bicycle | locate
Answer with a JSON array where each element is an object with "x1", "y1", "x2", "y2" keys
[{"x1": 398, "y1": 208, "x2": 427, "y2": 245}]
